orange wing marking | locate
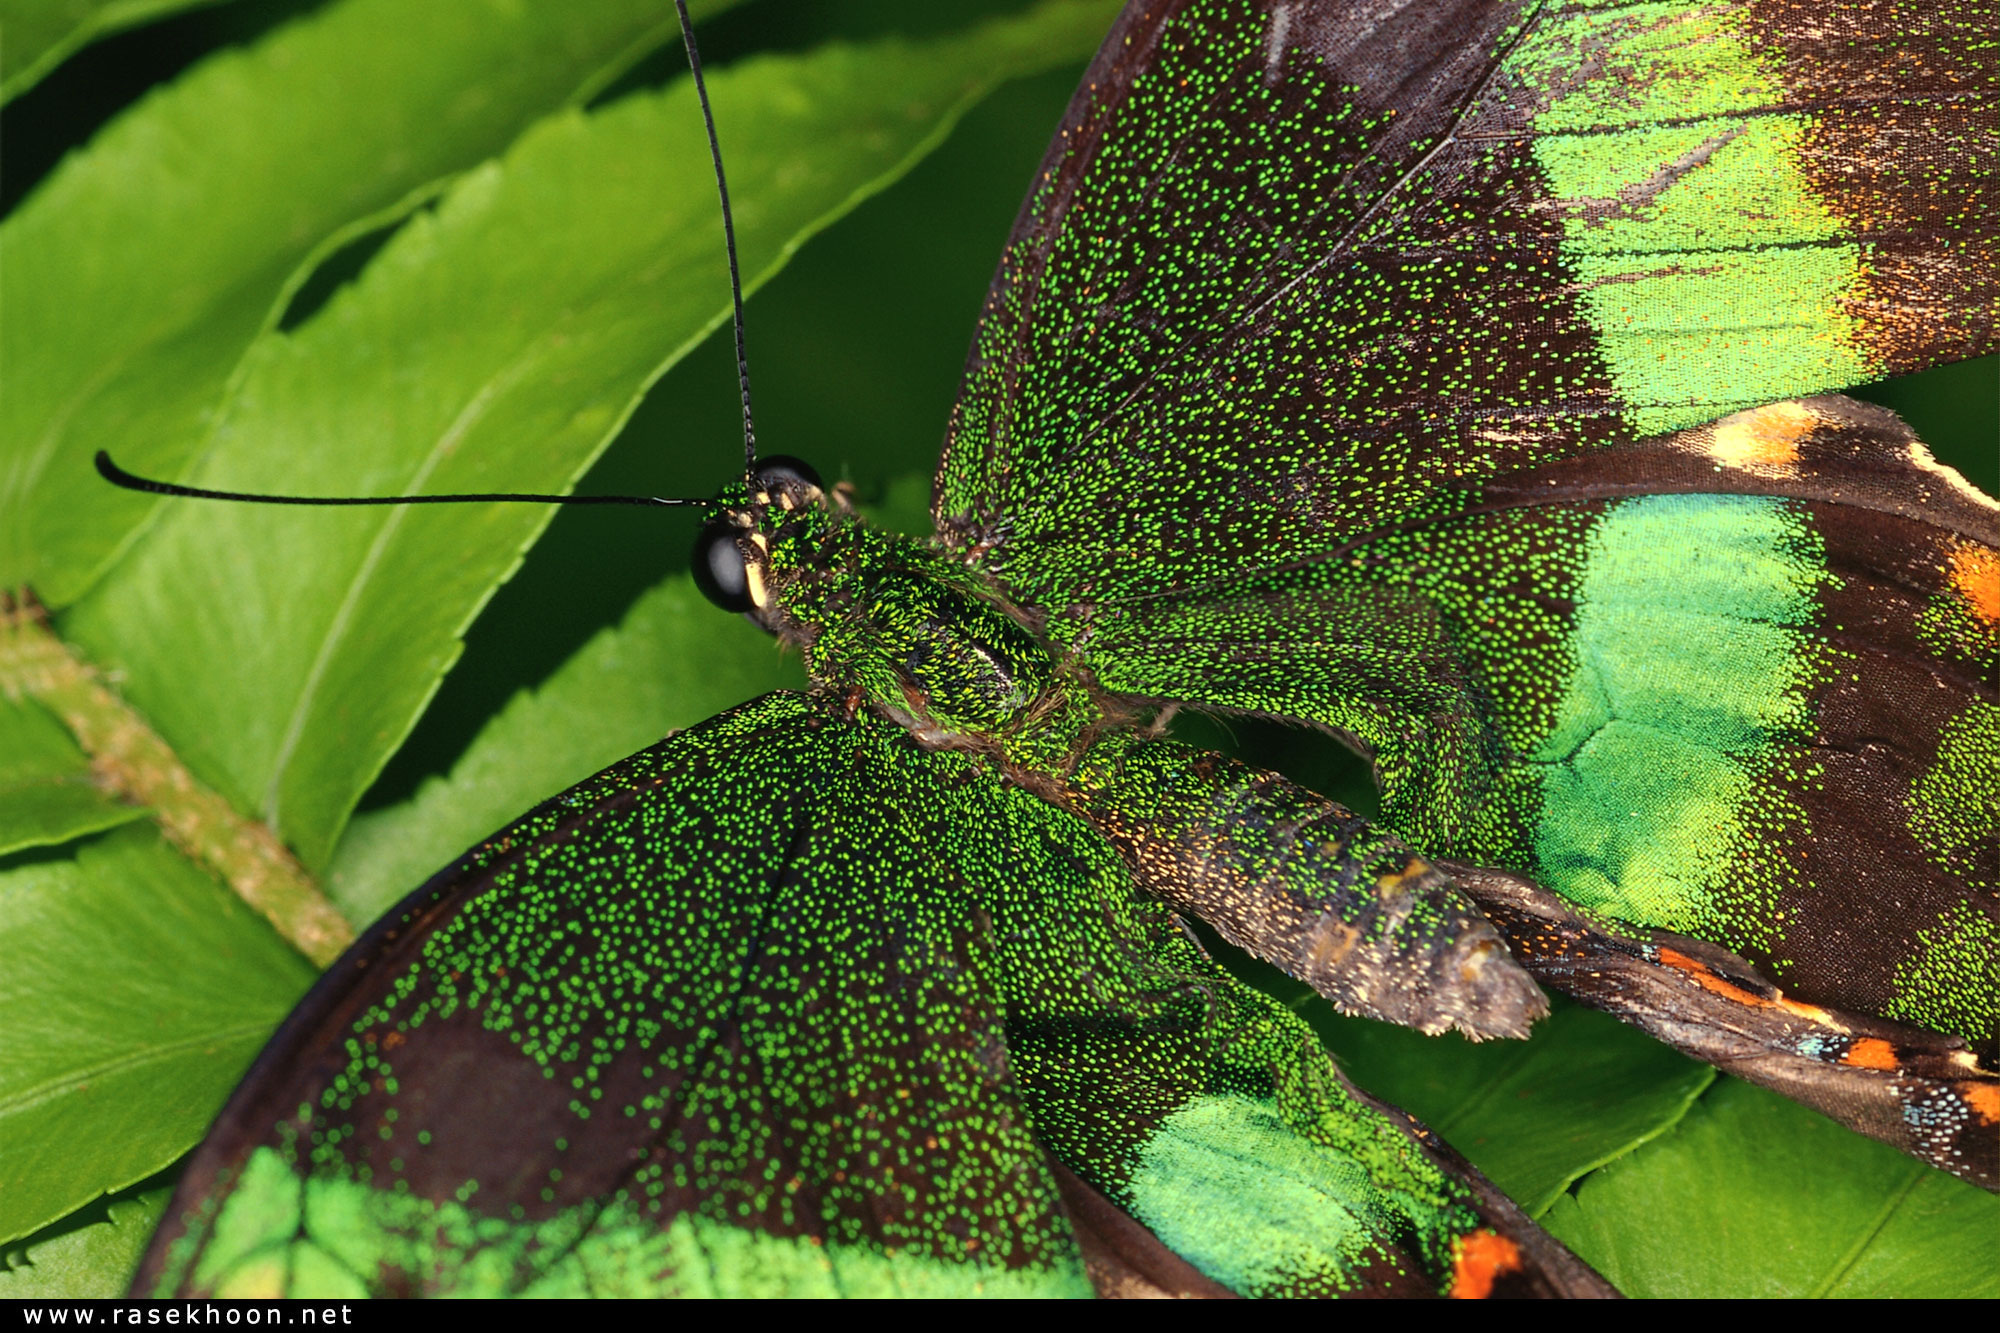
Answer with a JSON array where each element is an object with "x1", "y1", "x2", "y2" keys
[
  {"x1": 1948, "y1": 543, "x2": 2000, "y2": 627},
  {"x1": 1961, "y1": 1083, "x2": 2000, "y2": 1125},
  {"x1": 1449, "y1": 1230, "x2": 1523, "y2": 1300},
  {"x1": 1842, "y1": 1037, "x2": 1900, "y2": 1071}
]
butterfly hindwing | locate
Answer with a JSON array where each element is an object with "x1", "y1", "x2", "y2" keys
[
  {"x1": 1430, "y1": 398, "x2": 1997, "y2": 1046},
  {"x1": 1072, "y1": 397, "x2": 1998, "y2": 1046},
  {"x1": 137, "y1": 693, "x2": 1613, "y2": 1297},
  {"x1": 1066, "y1": 396, "x2": 1999, "y2": 1177}
]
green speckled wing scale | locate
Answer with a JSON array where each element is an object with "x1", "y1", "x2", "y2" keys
[
  {"x1": 138, "y1": 694, "x2": 1612, "y2": 1298},
  {"x1": 934, "y1": 0, "x2": 1999, "y2": 1181},
  {"x1": 936, "y1": 0, "x2": 1995, "y2": 573},
  {"x1": 139, "y1": 697, "x2": 1082, "y2": 1298}
]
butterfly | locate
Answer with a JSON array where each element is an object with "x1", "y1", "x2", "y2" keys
[{"x1": 1, "y1": 0, "x2": 1993, "y2": 1302}]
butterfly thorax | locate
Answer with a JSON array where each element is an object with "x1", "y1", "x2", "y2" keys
[{"x1": 718, "y1": 480, "x2": 1105, "y2": 777}]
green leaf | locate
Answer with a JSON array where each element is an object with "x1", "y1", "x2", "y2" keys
[
  {"x1": 62, "y1": 0, "x2": 1122, "y2": 872},
  {"x1": 1, "y1": 0, "x2": 233, "y2": 103},
  {"x1": 1542, "y1": 1077, "x2": 2000, "y2": 1298},
  {"x1": 0, "y1": 696, "x2": 145, "y2": 855},
  {"x1": 0, "y1": 825, "x2": 314, "y2": 1244},
  {"x1": 329, "y1": 573, "x2": 803, "y2": 925},
  {"x1": 1315, "y1": 1002, "x2": 1715, "y2": 1215},
  {"x1": 0, "y1": 0, "x2": 711, "y2": 606},
  {"x1": 0, "y1": 1179, "x2": 170, "y2": 1297}
]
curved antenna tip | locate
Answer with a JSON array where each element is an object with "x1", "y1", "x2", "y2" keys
[{"x1": 93, "y1": 451, "x2": 708, "y2": 510}]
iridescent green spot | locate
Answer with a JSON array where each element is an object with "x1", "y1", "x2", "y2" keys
[
  {"x1": 190, "y1": 1148, "x2": 301, "y2": 1294},
  {"x1": 1532, "y1": 495, "x2": 1830, "y2": 940},
  {"x1": 1524, "y1": 3, "x2": 1869, "y2": 430},
  {"x1": 282, "y1": 1244, "x2": 370, "y2": 1299},
  {"x1": 1908, "y1": 702, "x2": 2000, "y2": 882},
  {"x1": 1883, "y1": 899, "x2": 2000, "y2": 1041},
  {"x1": 1127, "y1": 1092, "x2": 1410, "y2": 1297}
]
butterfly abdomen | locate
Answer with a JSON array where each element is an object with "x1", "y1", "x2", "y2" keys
[{"x1": 1064, "y1": 736, "x2": 1548, "y2": 1041}]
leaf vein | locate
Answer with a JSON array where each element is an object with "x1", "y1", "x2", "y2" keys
[
  {"x1": 1808, "y1": 1161, "x2": 1928, "y2": 1297},
  {"x1": 0, "y1": 1022, "x2": 275, "y2": 1119}
]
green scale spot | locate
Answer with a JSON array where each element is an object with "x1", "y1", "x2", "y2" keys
[
  {"x1": 1886, "y1": 899, "x2": 2000, "y2": 1042},
  {"x1": 1128, "y1": 1093, "x2": 1417, "y2": 1297},
  {"x1": 1530, "y1": 494, "x2": 1834, "y2": 940},
  {"x1": 1523, "y1": 0, "x2": 1871, "y2": 431},
  {"x1": 1908, "y1": 701, "x2": 2000, "y2": 876},
  {"x1": 1896, "y1": 702, "x2": 2000, "y2": 1037}
]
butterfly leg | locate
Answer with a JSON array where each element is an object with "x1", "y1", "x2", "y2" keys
[{"x1": 1062, "y1": 736, "x2": 1546, "y2": 1040}]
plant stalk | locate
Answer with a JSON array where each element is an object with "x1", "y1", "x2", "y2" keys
[{"x1": 1, "y1": 591, "x2": 354, "y2": 966}]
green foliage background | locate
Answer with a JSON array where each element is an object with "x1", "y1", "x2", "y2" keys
[{"x1": 1, "y1": 0, "x2": 1994, "y2": 1298}]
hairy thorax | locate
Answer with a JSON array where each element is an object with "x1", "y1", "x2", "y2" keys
[{"x1": 741, "y1": 498, "x2": 1111, "y2": 780}]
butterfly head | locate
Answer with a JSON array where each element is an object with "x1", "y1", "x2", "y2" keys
[{"x1": 688, "y1": 455, "x2": 838, "y2": 622}]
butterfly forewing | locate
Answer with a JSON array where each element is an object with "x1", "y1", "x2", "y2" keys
[
  {"x1": 936, "y1": 0, "x2": 1994, "y2": 596},
  {"x1": 139, "y1": 694, "x2": 1613, "y2": 1297},
  {"x1": 140, "y1": 696, "x2": 1089, "y2": 1297}
]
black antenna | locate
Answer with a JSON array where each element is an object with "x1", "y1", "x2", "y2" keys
[
  {"x1": 675, "y1": 0, "x2": 757, "y2": 479},
  {"x1": 96, "y1": 451, "x2": 706, "y2": 509},
  {"x1": 99, "y1": 9, "x2": 764, "y2": 516}
]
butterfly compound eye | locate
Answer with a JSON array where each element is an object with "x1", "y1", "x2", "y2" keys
[{"x1": 691, "y1": 523, "x2": 756, "y2": 613}]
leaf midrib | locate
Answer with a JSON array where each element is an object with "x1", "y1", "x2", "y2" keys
[
  {"x1": 259, "y1": 351, "x2": 534, "y2": 831},
  {"x1": 1807, "y1": 1161, "x2": 1928, "y2": 1298}
]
